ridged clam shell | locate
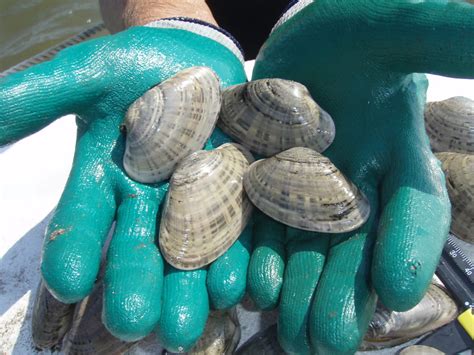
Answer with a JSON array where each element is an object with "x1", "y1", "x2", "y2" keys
[
  {"x1": 425, "y1": 96, "x2": 474, "y2": 154},
  {"x1": 123, "y1": 66, "x2": 221, "y2": 183},
  {"x1": 32, "y1": 280, "x2": 76, "y2": 350},
  {"x1": 159, "y1": 143, "x2": 254, "y2": 270},
  {"x1": 188, "y1": 309, "x2": 240, "y2": 355},
  {"x1": 218, "y1": 79, "x2": 335, "y2": 157},
  {"x1": 361, "y1": 283, "x2": 458, "y2": 350},
  {"x1": 243, "y1": 147, "x2": 370, "y2": 233},
  {"x1": 436, "y1": 152, "x2": 474, "y2": 244}
]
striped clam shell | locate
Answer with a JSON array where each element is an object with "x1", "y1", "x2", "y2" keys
[
  {"x1": 436, "y1": 152, "x2": 474, "y2": 244},
  {"x1": 218, "y1": 79, "x2": 335, "y2": 157},
  {"x1": 425, "y1": 96, "x2": 474, "y2": 154},
  {"x1": 159, "y1": 143, "x2": 254, "y2": 270},
  {"x1": 123, "y1": 66, "x2": 221, "y2": 183},
  {"x1": 243, "y1": 147, "x2": 370, "y2": 233}
]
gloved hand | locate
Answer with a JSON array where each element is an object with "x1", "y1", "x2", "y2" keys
[
  {"x1": 248, "y1": 1, "x2": 474, "y2": 353},
  {"x1": 0, "y1": 18, "x2": 252, "y2": 352}
]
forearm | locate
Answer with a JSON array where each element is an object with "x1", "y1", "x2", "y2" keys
[{"x1": 99, "y1": 0, "x2": 218, "y2": 33}]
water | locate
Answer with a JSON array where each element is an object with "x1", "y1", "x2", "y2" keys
[{"x1": 0, "y1": 0, "x2": 100, "y2": 72}]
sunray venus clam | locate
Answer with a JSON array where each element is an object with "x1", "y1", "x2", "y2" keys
[
  {"x1": 425, "y1": 96, "x2": 474, "y2": 154},
  {"x1": 243, "y1": 147, "x2": 370, "y2": 233},
  {"x1": 159, "y1": 143, "x2": 254, "y2": 270},
  {"x1": 218, "y1": 78, "x2": 335, "y2": 157},
  {"x1": 436, "y1": 152, "x2": 474, "y2": 244},
  {"x1": 123, "y1": 66, "x2": 222, "y2": 183}
]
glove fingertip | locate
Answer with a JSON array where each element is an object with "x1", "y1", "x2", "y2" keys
[
  {"x1": 208, "y1": 226, "x2": 253, "y2": 309},
  {"x1": 247, "y1": 250, "x2": 284, "y2": 311},
  {"x1": 41, "y1": 247, "x2": 98, "y2": 304},
  {"x1": 374, "y1": 187, "x2": 450, "y2": 311},
  {"x1": 157, "y1": 268, "x2": 209, "y2": 352},
  {"x1": 207, "y1": 266, "x2": 246, "y2": 310},
  {"x1": 102, "y1": 291, "x2": 161, "y2": 342}
]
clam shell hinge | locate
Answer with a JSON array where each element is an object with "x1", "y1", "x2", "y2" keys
[
  {"x1": 243, "y1": 147, "x2": 370, "y2": 233},
  {"x1": 159, "y1": 143, "x2": 254, "y2": 270},
  {"x1": 218, "y1": 79, "x2": 335, "y2": 157},
  {"x1": 123, "y1": 66, "x2": 222, "y2": 183}
]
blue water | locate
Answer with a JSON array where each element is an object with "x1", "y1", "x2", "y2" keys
[{"x1": 0, "y1": 0, "x2": 100, "y2": 72}]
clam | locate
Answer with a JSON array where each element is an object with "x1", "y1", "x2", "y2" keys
[
  {"x1": 188, "y1": 309, "x2": 240, "y2": 355},
  {"x1": 159, "y1": 143, "x2": 254, "y2": 270},
  {"x1": 243, "y1": 147, "x2": 370, "y2": 233},
  {"x1": 436, "y1": 152, "x2": 474, "y2": 244},
  {"x1": 32, "y1": 280, "x2": 76, "y2": 350},
  {"x1": 123, "y1": 66, "x2": 222, "y2": 183},
  {"x1": 425, "y1": 96, "x2": 474, "y2": 154},
  {"x1": 218, "y1": 79, "x2": 335, "y2": 157},
  {"x1": 361, "y1": 283, "x2": 458, "y2": 350}
]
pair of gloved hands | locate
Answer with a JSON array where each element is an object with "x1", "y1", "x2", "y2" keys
[{"x1": 1, "y1": 1, "x2": 473, "y2": 353}]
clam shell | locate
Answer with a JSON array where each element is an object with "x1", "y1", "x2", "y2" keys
[
  {"x1": 436, "y1": 152, "x2": 474, "y2": 244},
  {"x1": 188, "y1": 309, "x2": 240, "y2": 355},
  {"x1": 32, "y1": 280, "x2": 76, "y2": 350},
  {"x1": 159, "y1": 143, "x2": 254, "y2": 270},
  {"x1": 123, "y1": 66, "x2": 221, "y2": 183},
  {"x1": 362, "y1": 283, "x2": 458, "y2": 350},
  {"x1": 243, "y1": 147, "x2": 370, "y2": 233},
  {"x1": 425, "y1": 96, "x2": 474, "y2": 154},
  {"x1": 218, "y1": 79, "x2": 335, "y2": 157},
  {"x1": 399, "y1": 345, "x2": 445, "y2": 355}
]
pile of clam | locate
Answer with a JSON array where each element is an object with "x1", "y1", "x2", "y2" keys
[
  {"x1": 425, "y1": 96, "x2": 474, "y2": 244},
  {"x1": 123, "y1": 66, "x2": 370, "y2": 270}
]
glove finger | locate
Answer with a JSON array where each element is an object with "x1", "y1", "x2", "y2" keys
[
  {"x1": 309, "y1": 186, "x2": 379, "y2": 354},
  {"x1": 41, "y1": 155, "x2": 116, "y2": 303},
  {"x1": 373, "y1": 0, "x2": 474, "y2": 78},
  {"x1": 0, "y1": 38, "x2": 111, "y2": 146},
  {"x1": 277, "y1": 231, "x2": 329, "y2": 355},
  {"x1": 247, "y1": 212, "x2": 286, "y2": 310},
  {"x1": 155, "y1": 265, "x2": 209, "y2": 352},
  {"x1": 103, "y1": 191, "x2": 164, "y2": 341},
  {"x1": 207, "y1": 223, "x2": 253, "y2": 310},
  {"x1": 373, "y1": 154, "x2": 450, "y2": 311}
]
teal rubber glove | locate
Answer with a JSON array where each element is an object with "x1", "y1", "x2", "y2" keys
[
  {"x1": 0, "y1": 18, "x2": 252, "y2": 351},
  {"x1": 248, "y1": 1, "x2": 474, "y2": 353}
]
